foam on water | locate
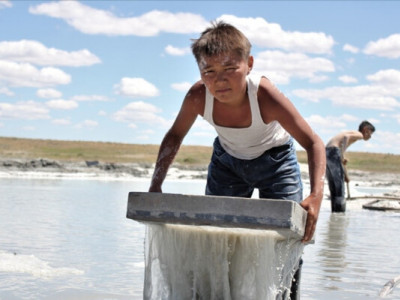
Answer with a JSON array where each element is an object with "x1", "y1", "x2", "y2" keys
[
  {"x1": 144, "y1": 224, "x2": 304, "y2": 300},
  {"x1": 0, "y1": 251, "x2": 84, "y2": 279}
]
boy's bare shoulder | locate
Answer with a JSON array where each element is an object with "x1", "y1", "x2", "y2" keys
[
  {"x1": 182, "y1": 80, "x2": 206, "y2": 115},
  {"x1": 327, "y1": 130, "x2": 363, "y2": 147},
  {"x1": 257, "y1": 76, "x2": 288, "y2": 103},
  {"x1": 185, "y1": 80, "x2": 206, "y2": 101}
]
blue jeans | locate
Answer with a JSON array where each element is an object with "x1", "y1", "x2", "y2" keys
[
  {"x1": 326, "y1": 147, "x2": 346, "y2": 212},
  {"x1": 206, "y1": 137, "x2": 303, "y2": 202}
]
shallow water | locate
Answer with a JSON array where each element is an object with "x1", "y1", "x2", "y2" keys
[{"x1": 0, "y1": 177, "x2": 399, "y2": 299}]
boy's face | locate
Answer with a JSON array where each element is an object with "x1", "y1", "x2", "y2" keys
[
  {"x1": 362, "y1": 127, "x2": 373, "y2": 140},
  {"x1": 198, "y1": 52, "x2": 253, "y2": 104}
]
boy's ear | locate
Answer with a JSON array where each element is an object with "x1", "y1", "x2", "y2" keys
[{"x1": 247, "y1": 56, "x2": 254, "y2": 74}]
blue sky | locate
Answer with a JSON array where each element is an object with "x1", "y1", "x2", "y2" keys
[{"x1": 1, "y1": 1, "x2": 400, "y2": 154}]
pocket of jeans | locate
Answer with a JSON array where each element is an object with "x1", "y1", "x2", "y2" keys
[
  {"x1": 213, "y1": 138, "x2": 228, "y2": 158},
  {"x1": 269, "y1": 145, "x2": 291, "y2": 162}
]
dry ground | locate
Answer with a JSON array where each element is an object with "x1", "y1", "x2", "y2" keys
[{"x1": 1, "y1": 136, "x2": 399, "y2": 173}]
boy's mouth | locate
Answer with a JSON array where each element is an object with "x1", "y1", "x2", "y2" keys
[{"x1": 216, "y1": 88, "x2": 231, "y2": 94}]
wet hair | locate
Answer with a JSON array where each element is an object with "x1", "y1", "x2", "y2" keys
[
  {"x1": 358, "y1": 120, "x2": 375, "y2": 132},
  {"x1": 191, "y1": 21, "x2": 252, "y2": 63}
]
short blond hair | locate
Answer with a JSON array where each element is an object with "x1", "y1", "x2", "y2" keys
[{"x1": 191, "y1": 21, "x2": 252, "y2": 63}]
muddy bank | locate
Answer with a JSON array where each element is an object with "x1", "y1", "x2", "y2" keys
[
  {"x1": 0, "y1": 158, "x2": 208, "y2": 180},
  {"x1": 1, "y1": 158, "x2": 399, "y2": 194}
]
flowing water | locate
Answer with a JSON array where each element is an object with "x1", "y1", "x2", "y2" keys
[{"x1": 0, "y1": 176, "x2": 399, "y2": 299}]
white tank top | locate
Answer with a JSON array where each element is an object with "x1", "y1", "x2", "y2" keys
[{"x1": 203, "y1": 75, "x2": 290, "y2": 160}]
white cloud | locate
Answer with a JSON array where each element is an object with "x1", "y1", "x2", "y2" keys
[
  {"x1": 367, "y1": 69, "x2": 400, "y2": 87},
  {"x1": 0, "y1": 40, "x2": 101, "y2": 66},
  {"x1": 372, "y1": 130, "x2": 400, "y2": 154},
  {"x1": 114, "y1": 77, "x2": 159, "y2": 98},
  {"x1": 0, "y1": 100, "x2": 50, "y2": 120},
  {"x1": 98, "y1": 110, "x2": 107, "y2": 116},
  {"x1": 142, "y1": 129, "x2": 155, "y2": 135},
  {"x1": 0, "y1": 60, "x2": 71, "y2": 87},
  {"x1": 340, "y1": 114, "x2": 359, "y2": 122},
  {"x1": 394, "y1": 114, "x2": 400, "y2": 124},
  {"x1": 364, "y1": 34, "x2": 400, "y2": 59},
  {"x1": 37, "y1": 88, "x2": 62, "y2": 99},
  {"x1": 192, "y1": 117, "x2": 214, "y2": 131},
  {"x1": 74, "y1": 120, "x2": 98, "y2": 129},
  {"x1": 165, "y1": 45, "x2": 191, "y2": 56},
  {"x1": 171, "y1": 82, "x2": 192, "y2": 92},
  {"x1": 46, "y1": 99, "x2": 78, "y2": 110},
  {"x1": 22, "y1": 126, "x2": 35, "y2": 131},
  {"x1": 218, "y1": 14, "x2": 334, "y2": 54},
  {"x1": 293, "y1": 85, "x2": 400, "y2": 110},
  {"x1": 52, "y1": 118, "x2": 71, "y2": 125},
  {"x1": 306, "y1": 114, "x2": 347, "y2": 131},
  {"x1": 136, "y1": 135, "x2": 151, "y2": 141},
  {"x1": 29, "y1": 1, "x2": 208, "y2": 36},
  {"x1": 343, "y1": 44, "x2": 359, "y2": 54},
  {"x1": 309, "y1": 75, "x2": 329, "y2": 84},
  {"x1": 113, "y1": 101, "x2": 169, "y2": 127},
  {"x1": 71, "y1": 95, "x2": 111, "y2": 102},
  {"x1": 0, "y1": 1, "x2": 12, "y2": 9},
  {"x1": 82, "y1": 120, "x2": 98, "y2": 127},
  {"x1": 338, "y1": 75, "x2": 358, "y2": 84},
  {"x1": 346, "y1": 58, "x2": 355, "y2": 65},
  {"x1": 304, "y1": 114, "x2": 362, "y2": 141},
  {"x1": 253, "y1": 50, "x2": 335, "y2": 84},
  {"x1": 128, "y1": 123, "x2": 137, "y2": 129},
  {"x1": 0, "y1": 87, "x2": 14, "y2": 96}
]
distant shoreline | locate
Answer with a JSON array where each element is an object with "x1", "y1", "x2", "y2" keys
[
  {"x1": 1, "y1": 157, "x2": 399, "y2": 184},
  {"x1": 1, "y1": 157, "x2": 400, "y2": 201},
  {"x1": 0, "y1": 158, "x2": 208, "y2": 181},
  {"x1": 1, "y1": 136, "x2": 400, "y2": 189},
  {"x1": 1, "y1": 136, "x2": 400, "y2": 174}
]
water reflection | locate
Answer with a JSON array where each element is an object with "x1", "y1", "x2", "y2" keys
[
  {"x1": 1, "y1": 178, "x2": 400, "y2": 299},
  {"x1": 319, "y1": 213, "x2": 349, "y2": 290}
]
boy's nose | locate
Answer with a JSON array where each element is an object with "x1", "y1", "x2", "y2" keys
[{"x1": 215, "y1": 71, "x2": 226, "y2": 82}]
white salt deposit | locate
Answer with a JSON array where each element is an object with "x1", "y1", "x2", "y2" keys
[
  {"x1": 144, "y1": 224, "x2": 304, "y2": 300},
  {"x1": 0, "y1": 251, "x2": 84, "y2": 279}
]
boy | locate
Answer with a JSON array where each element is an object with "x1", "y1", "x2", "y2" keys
[
  {"x1": 325, "y1": 120, "x2": 375, "y2": 212},
  {"x1": 149, "y1": 21, "x2": 326, "y2": 298}
]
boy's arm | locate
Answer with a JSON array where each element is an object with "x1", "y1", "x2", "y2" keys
[
  {"x1": 149, "y1": 82, "x2": 205, "y2": 192},
  {"x1": 340, "y1": 131, "x2": 363, "y2": 163},
  {"x1": 258, "y1": 78, "x2": 326, "y2": 242}
]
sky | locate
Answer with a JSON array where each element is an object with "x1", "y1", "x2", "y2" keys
[{"x1": 1, "y1": 1, "x2": 400, "y2": 154}]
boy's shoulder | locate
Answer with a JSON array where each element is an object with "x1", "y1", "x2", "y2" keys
[
  {"x1": 181, "y1": 80, "x2": 206, "y2": 115},
  {"x1": 186, "y1": 80, "x2": 206, "y2": 101},
  {"x1": 344, "y1": 130, "x2": 363, "y2": 138}
]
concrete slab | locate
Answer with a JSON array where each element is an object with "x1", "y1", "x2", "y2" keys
[{"x1": 126, "y1": 192, "x2": 308, "y2": 239}]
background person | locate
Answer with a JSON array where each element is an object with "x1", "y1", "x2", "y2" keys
[{"x1": 325, "y1": 121, "x2": 375, "y2": 212}]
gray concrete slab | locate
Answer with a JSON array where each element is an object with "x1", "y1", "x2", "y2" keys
[{"x1": 127, "y1": 192, "x2": 308, "y2": 239}]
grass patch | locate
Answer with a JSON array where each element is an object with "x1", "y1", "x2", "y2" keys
[
  {"x1": 0, "y1": 136, "x2": 211, "y2": 166},
  {"x1": 1, "y1": 136, "x2": 399, "y2": 173},
  {"x1": 297, "y1": 150, "x2": 400, "y2": 174}
]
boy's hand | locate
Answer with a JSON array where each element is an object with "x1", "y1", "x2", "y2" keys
[{"x1": 300, "y1": 194, "x2": 322, "y2": 243}]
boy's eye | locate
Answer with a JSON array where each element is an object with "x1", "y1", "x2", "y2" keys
[{"x1": 203, "y1": 70, "x2": 215, "y2": 76}]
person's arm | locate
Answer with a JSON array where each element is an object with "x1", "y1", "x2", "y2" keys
[
  {"x1": 339, "y1": 131, "x2": 364, "y2": 182},
  {"x1": 339, "y1": 136, "x2": 348, "y2": 161},
  {"x1": 149, "y1": 82, "x2": 205, "y2": 192},
  {"x1": 343, "y1": 160, "x2": 350, "y2": 183},
  {"x1": 258, "y1": 78, "x2": 326, "y2": 243}
]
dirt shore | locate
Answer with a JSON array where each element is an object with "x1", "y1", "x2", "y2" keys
[
  {"x1": 1, "y1": 157, "x2": 399, "y2": 199},
  {"x1": 1, "y1": 157, "x2": 399, "y2": 183}
]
